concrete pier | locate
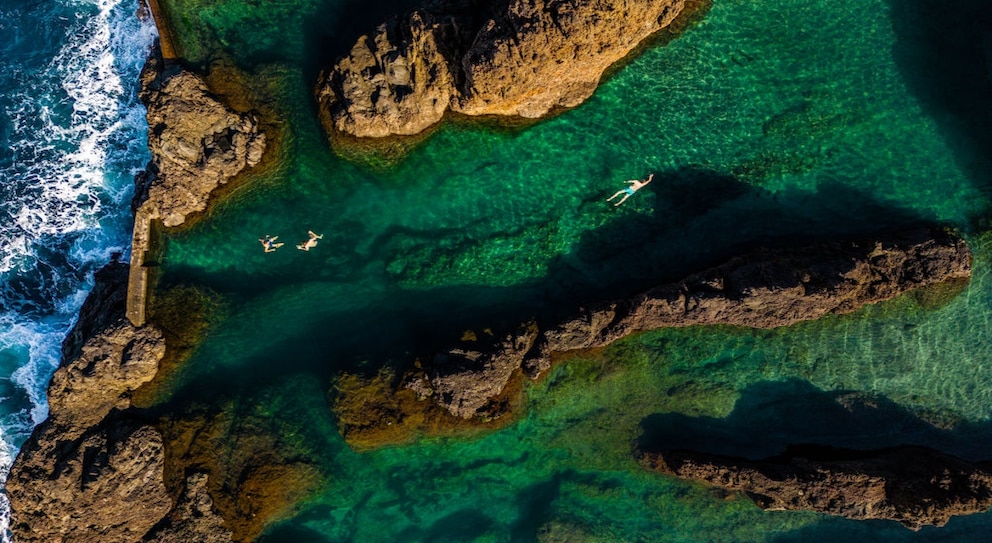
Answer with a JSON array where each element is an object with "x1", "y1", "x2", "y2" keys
[
  {"x1": 144, "y1": 0, "x2": 178, "y2": 60},
  {"x1": 126, "y1": 208, "x2": 155, "y2": 327}
]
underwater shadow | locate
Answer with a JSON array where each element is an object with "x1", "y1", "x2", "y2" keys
[
  {"x1": 638, "y1": 378, "x2": 992, "y2": 462},
  {"x1": 155, "y1": 166, "x2": 952, "y2": 404},
  {"x1": 768, "y1": 509, "x2": 992, "y2": 543},
  {"x1": 544, "y1": 165, "x2": 943, "y2": 305},
  {"x1": 256, "y1": 522, "x2": 334, "y2": 543},
  {"x1": 885, "y1": 0, "x2": 992, "y2": 225},
  {"x1": 395, "y1": 509, "x2": 496, "y2": 543}
]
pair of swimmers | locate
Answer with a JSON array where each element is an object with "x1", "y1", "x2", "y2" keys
[
  {"x1": 261, "y1": 176, "x2": 649, "y2": 255},
  {"x1": 607, "y1": 173, "x2": 654, "y2": 207},
  {"x1": 259, "y1": 230, "x2": 323, "y2": 253}
]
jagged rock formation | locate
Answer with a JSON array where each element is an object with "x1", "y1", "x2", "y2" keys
[
  {"x1": 408, "y1": 229, "x2": 971, "y2": 419},
  {"x1": 135, "y1": 47, "x2": 265, "y2": 228},
  {"x1": 638, "y1": 444, "x2": 992, "y2": 530},
  {"x1": 316, "y1": 0, "x2": 686, "y2": 138},
  {"x1": 128, "y1": 46, "x2": 266, "y2": 326},
  {"x1": 6, "y1": 263, "x2": 233, "y2": 543},
  {"x1": 144, "y1": 473, "x2": 234, "y2": 543}
]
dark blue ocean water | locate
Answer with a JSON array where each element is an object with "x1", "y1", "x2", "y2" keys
[{"x1": 0, "y1": 0, "x2": 154, "y2": 536}]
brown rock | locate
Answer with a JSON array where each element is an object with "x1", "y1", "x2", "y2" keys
[
  {"x1": 46, "y1": 320, "x2": 165, "y2": 433},
  {"x1": 137, "y1": 46, "x2": 265, "y2": 227},
  {"x1": 316, "y1": 0, "x2": 686, "y2": 138},
  {"x1": 457, "y1": 0, "x2": 685, "y2": 118},
  {"x1": 6, "y1": 262, "x2": 232, "y2": 543},
  {"x1": 542, "y1": 227, "x2": 973, "y2": 354},
  {"x1": 144, "y1": 473, "x2": 234, "y2": 543},
  {"x1": 429, "y1": 321, "x2": 539, "y2": 419},
  {"x1": 317, "y1": 10, "x2": 460, "y2": 137},
  {"x1": 8, "y1": 416, "x2": 172, "y2": 543},
  {"x1": 638, "y1": 444, "x2": 992, "y2": 530},
  {"x1": 413, "y1": 229, "x2": 971, "y2": 419}
]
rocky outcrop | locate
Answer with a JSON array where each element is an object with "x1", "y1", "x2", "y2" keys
[
  {"x1": 423, "y1": 321, "x2": 540, "y2": 419},
  {"x1": 638, "y1": 444, "x2": 992, "y2": 530},
  {"x1": 316, "y1": 0, "x2": 686, "y2": 138},
  {"x1": 6, "y1": 263, "x2": 232, "y2": 543},
  {"x1": 128, "y1": 45, "x2": 266, "y2": 326},
  {"x1": 135, "y1": 47, "x2": 265, "y2": 228},
  {"x1": 410, "y1": 229, "x2": 971, "y2": 419},
  {"x1": 144, "y1": 473, "x2": 234, "y2": 543}
]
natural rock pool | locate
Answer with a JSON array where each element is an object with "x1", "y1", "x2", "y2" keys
[{"x1": 145, "y1": 0, "x2": 992, "y2": 540}]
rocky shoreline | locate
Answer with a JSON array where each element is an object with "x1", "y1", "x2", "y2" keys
[
  {"x1": 5, "y1": 261, "x2": 233, "y2": 543},
  {"x1": 638, "y1": 444, "x2": 992, "y2": 530},
  {"x1": 5, "y1": 39, "x2": 267, "y2": 542},
  {"x1": 126, "y1": 45, "x2": 265, "y2": 326},
  {"x1": 5, "y1": 0, "x2": 989, "y2": 541},
  {"x1": 403, "y1": 228, "x2": 971, "y2": 421}
]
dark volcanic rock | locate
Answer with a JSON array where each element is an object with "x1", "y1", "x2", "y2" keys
[
  {"x1": 137, "y1": 46, "x2": 265, "y2": 228},
  {"x1": 6, "y1": 263, "x2": 232, "y2": 543},
  {"x1": 428, "y1": 321, "x2": 540, "y2": 419},
  {"x1": 638, "y1": 444, "x2": 992, "y2": 530},
  {"x1": 316, "y1": 0, "x2": 686, "y2": 138},
  {"x1": 410, "y1": 228, "x2": 971, "y2": 419}
]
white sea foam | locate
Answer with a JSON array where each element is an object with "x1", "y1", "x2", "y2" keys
[
  {"x1": 0, "y1": 0, "x2": 156, "y2": 540},
  {"x1": 0, "y1": 428, "x2": 11, "y2": 543}
]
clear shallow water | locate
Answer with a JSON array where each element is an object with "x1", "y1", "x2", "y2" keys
[
  {"x1": 0, "y1": 0, "x2": 155, "y2": 537},
  {"x1": 153, "y1": 0, "x2": 992, "y2": 541}
]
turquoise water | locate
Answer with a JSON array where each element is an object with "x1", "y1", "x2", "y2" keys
[{"x1": 153, "y1": 0, "x2": 992, "y2": 540}]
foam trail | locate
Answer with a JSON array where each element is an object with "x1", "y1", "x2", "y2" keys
[{"x1": 0, "y1": 0, "x2": 156, "y2": 540}]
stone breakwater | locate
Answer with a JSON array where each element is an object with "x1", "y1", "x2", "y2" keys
[
  {"x1": 638, "y1": 444, "x2": 992, "y2": 530},
  {"x1": 315, "y1": 0, "x2": 686, "y2": 138},
  {"x1": 406, "y1": 229, "x2": 972, "y2": 420}
]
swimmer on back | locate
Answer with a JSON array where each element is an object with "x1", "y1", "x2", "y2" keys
[
  {"x1": 607, "y1": 173, "x2": 654, "y2": 207},
  {"x1": 259, "y1": 235, "x2": 283, "y2": 253},
  {"x1": 296, "y1": 230, "x2": 323, "y2": 251}
]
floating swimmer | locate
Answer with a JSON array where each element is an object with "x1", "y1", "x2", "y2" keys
[
  {"x1": 259, "y1": 235, "x2": 284, "y2": 253},
  {"x1": 296, "y1": 230, "x2": 324, "y2": 251},
  {"x1": 607, "y1": 173, "x2": 654, "y2": 207}
]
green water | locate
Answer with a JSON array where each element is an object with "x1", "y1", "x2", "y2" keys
[{"x1": 154, "y1": 0, "x2": 992, "y2": 540}]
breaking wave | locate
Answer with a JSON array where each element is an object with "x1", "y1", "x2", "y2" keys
[{"x1": 0, "y1": 0, "x2": 156, "y2": 539}]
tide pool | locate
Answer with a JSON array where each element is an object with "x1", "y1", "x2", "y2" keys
[{"x1": 152, "y1": 0, "x2": 992, "y2": 541}]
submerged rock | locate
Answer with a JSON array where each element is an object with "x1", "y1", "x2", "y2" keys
[
  {"x1": 316, "y1": 0, "x2": 686, "y2": 138},
  {"x1": 411, "y1": 228, "x2": 971, "y2": 420},
  {"x1": 638, "y1": 444, "x2": 992, "y2": 530}
]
